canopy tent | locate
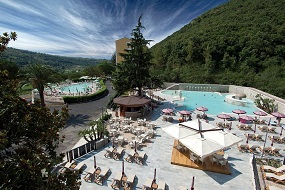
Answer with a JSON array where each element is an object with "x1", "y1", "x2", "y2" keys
[
  {"x1": 203, "y1": 130, "x2": 242, "y2": 149},
  {"x1": 179, "y1": 133, "x2": 223, "y2": 160},
  {"x1": 162, "y1": 124, "x2": 197, "y2": 139},
  {"x1": 179, "y1": 119, "x2": 219, "y2": 132}
]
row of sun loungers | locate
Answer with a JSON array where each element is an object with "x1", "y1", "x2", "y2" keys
[
  {"x1": 263, "y1": 172, "x2": 285, "y2": 185},
  {"x1": 258, "y1": 126, "x2": 277, "y2": 133},
  {"x1": 261, "y1": 165, "x2": 285, "y2": 175},
  {"x1": 244, "y1": 133, "x2": 263, "y2": 141},
  {"x1": 268, "y1": 135, "x2": 285, "y2": 143},
  {"x1": 104, "y1": 147, "x2": 125, "y2": 160},
  {"x1": 237, "y1": 144, "x2": 282, "y2": 156}
]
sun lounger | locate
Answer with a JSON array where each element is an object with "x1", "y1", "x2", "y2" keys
[
  {"x1": 113, "y1": 147, "x2": 125, "y2": 160},
  {"x1": 73, "y1": 162, "x2": 86, "y2": 172},
  {"x1": 123, "y1": 174, "x2": 136, "y2": 190},
  {"x1": 266, "y1": 186, "x2": 284, "y2": 190},
  {"x1": 157, "y1": 181, "x2": 166, "y2": 190},
  {"x1": 259, "y1": 146, "x2": 271, "y2": 155},
  {"x1": 268, "y1": 127, "x2": 277, "y2": 133},
  {"x1": 104, "y1": 147, "x2": 115, "y2": 158},
  {"x1": 249, "y1": 145, "x2": 260, "y2": 154},
  {"x1": 94, "y1": 168, "x2": 110, "y2": 185},
  {"x1": 143, "y1": 178, "x2": 154, "y2": 189},
  {"x1": 263, "y1": 172, "x2": 285, "y2": 185},
  {"x1": 83, "y1": 168, "x2": 95, "y2": 182},
  {"x1": 59, "y1": 161, "x2": 76, "y2": 173},
  {"x1": 125, "y1": 150, "x2": 137, "y2": 163},
  {"x1": 278, "y1": 136, "x2": 285, "y2": 143},
  {"x1": 237, "y1": 124, "x2": 246, "y2": 130},
  {"x1": 111, "y1": 172, "x2": 122, "y2": 189},
  {"x1": 261, "y1": 165, "x2": 285, "y2": 174},
  {"x1": 245, "y1": 133, "x2": 255, "y2": 140},
  {"x1": 216, "y1": 122, "x2": 223, "y2": 128},
  {"x1": 269, "y1": 147, "x2": 282, "y2": 156},
  {"x1": 135, "y1": 151, "x2": 146, "y2": 165},
  {"x1": 237, "y1": 143, "x2": 249, "y2": 152},
  {"x1": 245, "y1": 124, "x2": 253, "y2": 131},
  {"x1": 258, "y1": 126, "x2": 269, "y2": 132},
  {"x1": 254, "y1": 134, "x2": 263, "y2": 141}
]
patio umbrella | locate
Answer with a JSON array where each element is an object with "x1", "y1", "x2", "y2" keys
[
  {"x1": 162, "y1": 108, "x2": 173, "y2": 114},
  {"x1": 94, "y1": 156, "x2": 96, "y2": 169},
  {"x1": 162, "y1": 124, "x2": 197, "y2": 139},
  {"x1": 232, "y1": 109, "x2": 246, "y2": 116},
  {"x1": 217, "y1": 113, "x2": 232, "y2": 122},
  {"x1": 196, "y1": 106, "x2": 208, "y2": 112},
  {"x1": 179, "y1": 134, "x2": 223, "y2": 159},
  {"x1": 240, "y1": 115, "x2": 254, "y2": 121},
  {"x1": 179, "y1": 110, "x2": 192, "y2": 115},
  {"x1": 253, "y1": 111, "x2": 267, "y2": 117},
  {"x1": 203, "y1": 130, "x2": 242, "y2": 149},
  {"x1": 191, "y1": 176, "x2": 195, "y2": 190},
  {"x1": 271, "y1": 112, "x2": 285, "y2": 126}
]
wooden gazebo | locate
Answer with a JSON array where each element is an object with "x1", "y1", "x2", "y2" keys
[{"x1": 113, "y1": 96, "x2": 151, "y2": 118}]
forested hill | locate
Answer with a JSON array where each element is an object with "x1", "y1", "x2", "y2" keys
[
  {"x1": 150, "y1": 0, "x2": 285, "y2": 98},
  {"x1": 0, "y1": 48, "x2": 107, "y2": 71}
]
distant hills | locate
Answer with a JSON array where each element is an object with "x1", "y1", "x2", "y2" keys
[
  {"x1": 150, "y1": 0, "x2": 285, "y2": 98},
  {"x1": 0, "y1": 48, "x2": 107, "y2": 71}
]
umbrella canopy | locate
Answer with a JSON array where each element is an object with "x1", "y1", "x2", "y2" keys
[
  {"x1": 179, "y1": 119, "x2": 220, "y2": 132},
  {"x1": 179, "y1": 110, "x2": 192, "y2": 115},
  {"x1": 179, "y1": 134, "x2": 223, "y2": 159},
  {"x1": 271, "y1": 112, "x2": 285, "y2": 118},
  {"x1": 203, "y1": 130, "x2": 242, "y2": 148},
  {"x1": 217, "y1": 113, "x2": 232, "y2": 121},
  {"x1": 162, "y1": 108, "x2": 173, "y2": 114},
  {"x1": 113, "y1": 96, "x2": 151, "y2": 107},
  {"x1": 162, "y1": 124, "x2": 197, "y2": 139},
  {"x1": 232, "y1": 109, "x2": 246, "y2": 115},
  {"x1": 196, "y1": 106, "x2": 208, "y2": 112},
  {"x1": 253, "y1": 111, "x2": 267, "y2": 116},
  {"x1": 240, "y1": 115, "x2": 254, "y2": 121}
]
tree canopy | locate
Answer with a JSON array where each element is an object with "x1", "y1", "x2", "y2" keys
[
  {"x1": 112, "y1": 15, "x2": 154, "y2": 96},
  {"x1": 0, "y1": 32, "x2": 80, "y2": 189},
  {"x1": 150, "y1": 0, "x2": 285, "y2": 98}
]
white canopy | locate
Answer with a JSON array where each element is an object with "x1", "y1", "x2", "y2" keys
[
  {"x1": 179, "y1": 133, "x2": 223, "y2": 159},
  {"x1": 179, "y1": 119, "x2": 219, "y2": 131},
  {"x1": 203, "y1": 130, "x2": 242, "y2": 148},
  {"x1": 162, "y1": 124, "x2": 197, "y2": 139}
]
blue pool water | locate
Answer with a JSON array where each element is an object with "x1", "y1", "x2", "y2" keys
[
  {"x1": 60, "y1": 82, "x2": 93, "y2": 93},
  {"x1": 162, "y1": 90, "x2": 259, "y2": 115}
]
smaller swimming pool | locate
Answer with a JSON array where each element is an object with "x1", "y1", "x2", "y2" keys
[
  {"x1": 162, "y1": 90, "x2": 259, "y2": 115},
  {"x1": 60, "y1": 82, "x2": 93, "y2": 93}
]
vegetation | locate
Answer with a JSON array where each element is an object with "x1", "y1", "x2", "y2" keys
[
  {"x1": 254, "y1": 94, "x2": 275, "y2": 113},
  {"x1": 0, "y1": 32, "x2": 81, "y2": 189},
  {"x1": 150, "y1": 0, "x2": 285, "y2": 98},
  {"x1": 2, "y1": 47, "x2": 106, "y2": 71},
  {"x1": 112, "y1": 15, "x2": 156, "y2": 96}
]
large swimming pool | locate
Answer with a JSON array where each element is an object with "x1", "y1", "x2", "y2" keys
[
  {"x1": 60, "y1": 82, "x2": 93, "y2": 93},
  {"x1": 162, "y1": 90, "x2": 259, "y2": 115}
]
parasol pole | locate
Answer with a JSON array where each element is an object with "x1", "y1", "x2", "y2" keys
[{"x1": 191, "y1": 176, "x2": 195, "y2": 190}]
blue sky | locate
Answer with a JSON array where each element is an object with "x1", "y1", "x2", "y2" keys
[{"x1": 0, "y1": 0, "x2": 229, "y2": 59}]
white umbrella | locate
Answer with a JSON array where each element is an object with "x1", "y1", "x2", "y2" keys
[
  {"x1": 162, "y1": 124, "x2": 197, "y2": 139},
  {"x1": 203, "y1": 130, "x2": 242, "y2": 149},
  {"x1": 179, "y1": 133, "x2": 223, "y2": 159},
  {"x1": 179, "y1": 119, "x2": 219, "y2": 132}
]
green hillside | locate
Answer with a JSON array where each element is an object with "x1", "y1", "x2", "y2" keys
[
  {"x1": 150, "y1": 0, "x2": 285, "y2": 98},
  {"x1": 0, "y1": 48, "x2": 107, "y2": 71}
]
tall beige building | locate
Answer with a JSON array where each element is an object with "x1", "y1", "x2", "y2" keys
[{"x1": 115, "y1": 37, "x2": 131, "y2": 64}]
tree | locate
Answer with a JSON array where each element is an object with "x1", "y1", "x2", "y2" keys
[
  {"x1": 0, "y1": 55, "x2": 80, "y2": 189},
  {"x1": 24, "y1": 64, "x2": 61, "y2": 107},
  {"x1": 112, "y1": 15, "x2": 153, "y2": 96},
  {"x1": 0, "y1": 32, "x2": 17, "y2": 52}
]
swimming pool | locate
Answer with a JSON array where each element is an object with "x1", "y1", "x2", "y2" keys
[
  {"x1": 60, "y1": 82, "x2": 93, "y2": 93},
  {"x1": 162, "y1": 90, "x2": 259, "y2": 115}
]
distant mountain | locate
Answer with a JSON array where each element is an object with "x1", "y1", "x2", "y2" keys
[
  {"x1": 0, "y1": 48, "x2": 107, "y2": 70},
  {"x1": 150, "y1": 0, "x2": 285, "y2": 98}
]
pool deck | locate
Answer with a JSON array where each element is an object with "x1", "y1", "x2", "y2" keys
[{"x1": 68, "y1": 90, "x2": 285, "y2": 190}]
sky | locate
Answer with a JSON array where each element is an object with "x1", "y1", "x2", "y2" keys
[{"x1": 0, "y1": 0, "x2": 229, "y2": 59}]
